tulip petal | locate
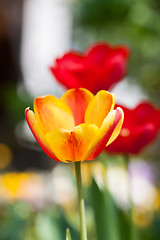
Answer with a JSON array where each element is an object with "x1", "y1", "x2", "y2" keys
[
  {"x1": 133, "y1": 102, "x2": 160, "y2": 127},
  {"x1": 50, "y1": 52, "x2": 87, "y2": 89},
  {"x1": 61, "y1": 88, "x2": 94, "y2": 125},
  {"x1": 34, "y1": 95, "x2": 75, "y2": 133},
  {"x1": 106, "y1": 102, "x2": 160, "y2": 154},
  {"x1": 86, "y1": 43, "x2": 129, "y2": 65},
  {"x1": 105, "y1": 108, "x2": 124, "y2": 146},
  {"x1": 115, "y1": 104, "x2": 133, "y2": 129},
  {"x1": 25, "y1": 108, "x2": 59, "y2": 161},
  {"x1": 46, "y1": 124, "x2": 99, "y2": 162},
  {"x1": 87, "y1": 107, "x2": 124, "y2": 160},
  {"x1": 106, "y1": 132, "x2": 132, "y2": 154},
  {"x1": 50, "y1": 43, "x2": 130, "y2": 93},
  {"x1": 85, "y1": 90, "x2": 115, "y2": 128},
  {"x1": 86, "y1": 43, "x2": 111, "y2": 64},
  {"x1": 72, "y1": 124, "x2": 99, "y2": 161},
  {"x1": 50, "y1": 66, "x2": 83, "y2": 89},
  {"x1": 134, "y1": 102, "x2": 154, "y2": 125},
  {"x1": 112, "y1": 46, "x2": 130, "y2": 58},
  {"x1": 46, "y1": 129, "x2": 73, "y2": 163},
  {"x1": 130, "y1": 123, "x2": 157, "y2": 154},
  {"x1": 55, "y1": 52, "x2": 85, "y2": 71}
]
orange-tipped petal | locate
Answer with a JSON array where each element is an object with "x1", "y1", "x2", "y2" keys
[
  {"x1": 61, "y1": 88, "x2": 94, "y2": 125},
  {"x1": 34, "y1": 95, "x2": 75, "y2": 133},
  {"x1": 45, "y1": 124, "x2": 98, "y2": 162},
  {"x1": 85, "y1": 90, "x2": 115, "y2": 128},
  {"x1": 71, "y1": 124, "x2": 99, "y2": 161},
  {"x1": 87, "y1": 107, "x2": 124, "y2": 160},
  {"x1": 25, "y1": 108, "x2": 60, "y2": 161},
  {"x1": 105, "y1": 107, "x2": 124, "y2": 146},
  {"x1": 46, "y1": 129, "x2": 73, "y2": 163}
]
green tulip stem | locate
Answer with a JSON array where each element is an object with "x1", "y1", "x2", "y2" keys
[{"x1": 74, "y1": 161, "x2": 88, "y2": 240}]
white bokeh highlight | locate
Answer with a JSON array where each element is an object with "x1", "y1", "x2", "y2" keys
[{"x1": 21, "y1": 0, "x2": 72, "y2": 98}]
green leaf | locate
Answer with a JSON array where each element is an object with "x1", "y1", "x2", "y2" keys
[
  {"x1": 66, "y1": 228, "x2": 72, "y2": 240},
  {"x1": 90, "y1": 178, "x2": 120, "y2": 240},
  {"x1": 104, "y1": 187, "x2": 120, "y2": 240}
]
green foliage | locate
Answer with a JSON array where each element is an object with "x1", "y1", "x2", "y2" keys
[
  {"x1": 90, "y1": 178, "x2": 122, "y2": 240},
  {"x1": 0, "y1": 202, "x2": 31, "y2": 240},
  {"x1": 66, "y1": 228, "x2": 72, "y2": 240},
  {"x1": 35, "y1": 210, "x2": 62, "y2": 240},
  {"x1": 75, "y1": 0, "x2": 131, "y2": 26},
  {"x1": 0, "y1": 187, "x2": 160, "y2": 240},
  {"x1": 1, "y1": 84, "x2": 33, "y2": 125}
]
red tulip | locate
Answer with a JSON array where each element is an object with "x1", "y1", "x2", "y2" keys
[
  {"x1": 50, "y1": 43, "x2": 130, "y2": 93},
  {"x1": 106, "y1": 102, "x2": 160, "y2": 154}
]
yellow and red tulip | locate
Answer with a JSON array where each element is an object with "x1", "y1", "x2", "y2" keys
[{"x1": 25, "y1": 88, "x2": 124, "y2": 163}]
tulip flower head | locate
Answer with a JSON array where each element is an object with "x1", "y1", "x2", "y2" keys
[
  {"x1": 25, "y1": 88, "x2": 124, "y2": 162},
  {"x1": 106, "y1": 102, "x2": 160, "y2": 154},
  {"x1": 50, "y1": 43, "x2": 130, "y2": 94}
]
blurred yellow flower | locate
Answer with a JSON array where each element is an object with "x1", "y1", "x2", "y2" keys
[{"x1": 0, "y1": 172, "x2": 43, "y2": 202}]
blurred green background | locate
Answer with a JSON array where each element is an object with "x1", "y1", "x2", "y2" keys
[{"x1": 0, "y1": 0, "x2": 160, "y2": 239}]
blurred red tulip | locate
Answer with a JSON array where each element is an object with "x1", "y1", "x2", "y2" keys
[
  {"x1": 106, "y1": 102, "x2": 160, "y2": 154},
  {"x1": 50, "y1": 43, "x2": 130, "y2": 93}
]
